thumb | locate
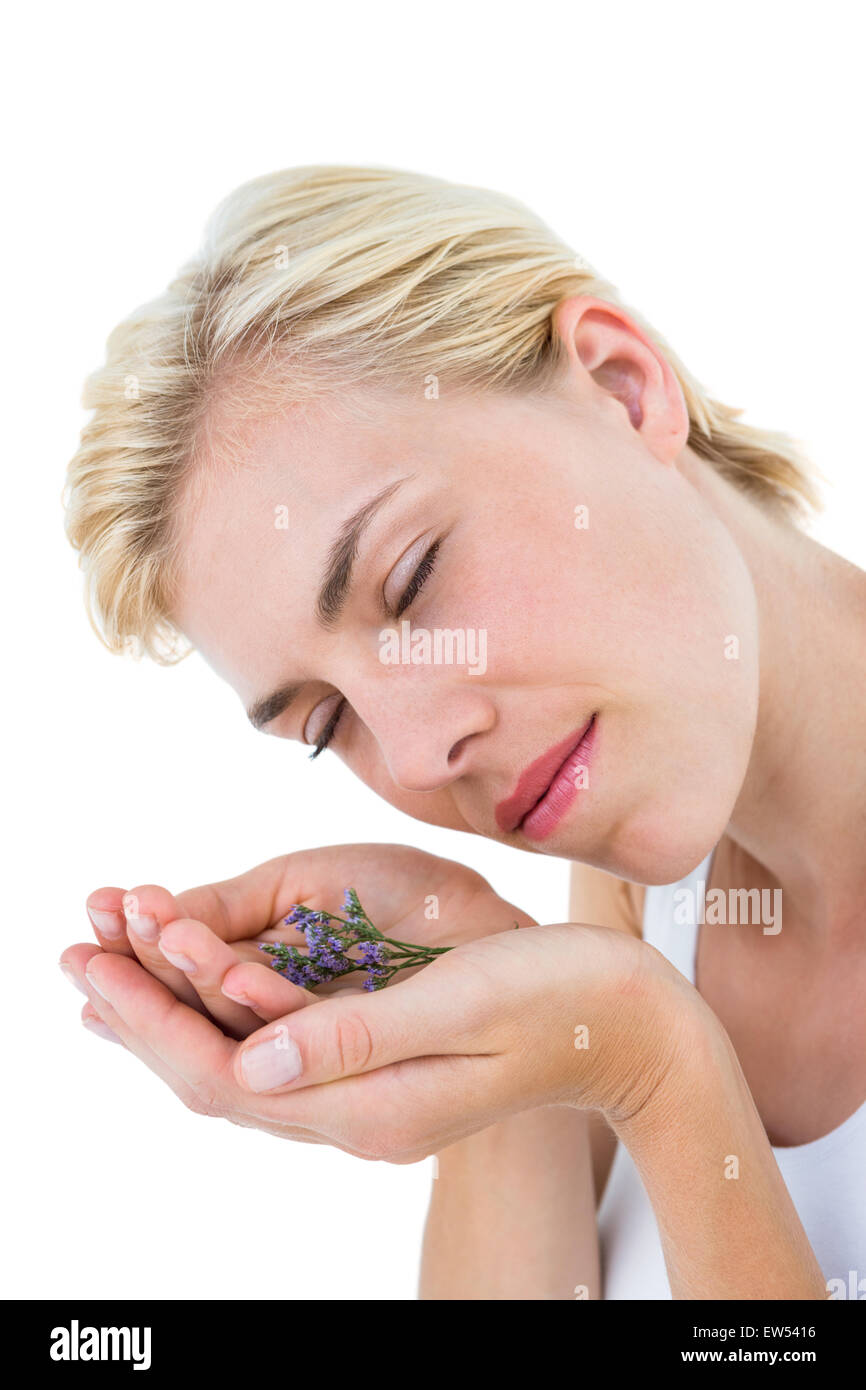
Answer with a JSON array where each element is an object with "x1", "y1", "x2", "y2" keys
[{"x1": 233, "y1": 965, "x2": 481, "y2": 1095}]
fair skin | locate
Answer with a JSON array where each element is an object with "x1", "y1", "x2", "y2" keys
[{"x1": 60, "y1": 295, "x2": 865, "y2": 1298}]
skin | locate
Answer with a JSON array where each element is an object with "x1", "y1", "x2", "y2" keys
[
  {"x1": 171, "y1": 296, "x2": 760, "y2": 886},
  {"x1": 60, "y1": 294, "x2": 865, "y2": 1297}
]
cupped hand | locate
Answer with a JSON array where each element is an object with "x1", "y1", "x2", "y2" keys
[
  {"x1": 60, "y1": 916, "x2": 704, "y2": 1162},
  {"x1": 77, "y1": 844, "x2": 537, "y2": 1038}
]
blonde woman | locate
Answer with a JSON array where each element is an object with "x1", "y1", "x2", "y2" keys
[{"x1": 60, "y1": 165, "x2": 865, "y2": 1301}]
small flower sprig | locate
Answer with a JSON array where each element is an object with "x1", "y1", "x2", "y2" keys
[{"x1": 258, "y1": 888, "x2": 453, "y2": 992}]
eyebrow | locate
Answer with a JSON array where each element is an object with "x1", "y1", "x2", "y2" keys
[{"x1": 245, "y1": 475, "x2": 412, "y2": 731}]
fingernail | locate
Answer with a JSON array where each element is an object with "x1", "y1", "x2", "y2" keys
[
  {"x1": 159, "y1": 945, "x2": 196, "y2": 973},
  {"x1": 83, "y1": 1017, "x2": 123, "y2": 1045},
  {"x1": 84, "y1": 968, "x2": 111, "y2": 1001},
  {"x1": 87, "y1": 908, "x2": 126, "y2": 939},
  {"x1": 222, "y1": 989, "x2": 253, "y2": 1007},
  {"x1": 241, "y1": 1034, "x2": 303, "y2": 1091},
  {"x1": 60, "y1": 963, "x2": 87, "y2": 997},
  {"x1": 122, "y1": 895, "x2": 159, "y2": 941}
]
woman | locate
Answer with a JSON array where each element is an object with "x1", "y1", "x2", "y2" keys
[{"x1": 60, "y1": 164, "x2": 865, "y2": 1300}]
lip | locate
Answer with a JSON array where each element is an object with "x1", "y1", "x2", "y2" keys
[{"x1": 495, "y1": 714, "x2": 598, "y2": 838}]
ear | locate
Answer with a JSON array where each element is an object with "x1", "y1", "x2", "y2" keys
[{"x1": 551, "y1": 295, "x2": 690, "y2": 464}]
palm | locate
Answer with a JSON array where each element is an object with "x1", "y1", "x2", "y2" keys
[
  {"x1": 246, "y1": 843, "x2": 532, "y2": 996},
  {"x1": 265, "y1": 843, "x2": 522, "y2": 940},
  {"x1": 83, "y1": 843, "x2": 535, "y2": 1035}
]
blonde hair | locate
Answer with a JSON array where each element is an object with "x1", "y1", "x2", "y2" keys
[{"x1": 64, "y1": 163, "x2": 823, "y2": 662}]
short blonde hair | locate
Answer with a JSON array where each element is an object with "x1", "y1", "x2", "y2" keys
[{"x1": 64, "y1": 163, "x2": 823, "y2": 662}]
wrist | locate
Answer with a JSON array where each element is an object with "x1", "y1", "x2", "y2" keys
[
  {"x1": 540, "y1": 923, "x2": 710, "y2": 1118},
  {"x1": 606, "y1": 986, "x2": 734, "y2": 1147}
]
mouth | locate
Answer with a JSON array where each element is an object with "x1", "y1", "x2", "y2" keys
[{"x1": 495, "y1": 714, "x2": 598, "y2": 841}]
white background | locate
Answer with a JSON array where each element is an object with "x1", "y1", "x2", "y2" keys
[{"x1": 3, "y1": 1, "x2": 863, "y2": 1300}]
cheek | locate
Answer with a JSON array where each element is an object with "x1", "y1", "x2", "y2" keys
[
  {"x1": 587, "y1": 535, "x2": 760, "y2": 883},
  {"x1": 344, "y1": 726, "x2": 469, "y2": 831},
  {"x1": 508, "y1": 482, "x2": 761, "y2": 881}
]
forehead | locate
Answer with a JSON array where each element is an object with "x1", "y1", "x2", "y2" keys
[
  {"x1": 171, "y1": 401, "x2": 386, "y2": 690},
  {"x1": 170, "y1": 386, "x2": 565, "y2": 702},
  {"x1": 171, "y1": 390, "x2": 476, "y2": 700}
]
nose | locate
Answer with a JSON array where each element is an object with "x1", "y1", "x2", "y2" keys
[{"x1": 350, "y1": 671, "x2": 496, "y2": 794}]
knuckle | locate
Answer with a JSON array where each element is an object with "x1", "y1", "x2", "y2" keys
[
  {"x1": 124, "y1": 884, "x2": 161, "y2": 917},
  {"x1": 331, "y1": 1009, "x2": 375, "y2": 1075},
  {"x1": 179, "y1": 1089, "x2": 208, "y2": 1116},
  {"x1": 182, "y1": 1081, "x2": 224, "y2": 1118}
]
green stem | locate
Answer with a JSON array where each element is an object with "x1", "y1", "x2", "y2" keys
[{"x1": 380, "y1": 936, "x2": 451, "y2": 955}]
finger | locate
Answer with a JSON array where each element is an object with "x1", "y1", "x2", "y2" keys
[
  {"x1": 171, "y1": 855, "x2": 312, "y2": 945},
  {"x1": 117, "y1": 877, "x2": 308, "y2": 1011},
  {"x1": 119, "y1": 886, "x2": 208, "y2": 1011},
  {"x1": 86, "y1": 887, "x2": 136, "y2": 957},
  {"x1": 226, "y1": 1052, "x2": 499, "y2": 1163},
  {"x1": 62, "y1": 945, "x2": 204, "y2": 1097},
  {"x1": 80, "y1": 946, "x2": 237, "y2": 1092},
  {"x1": 221, "y1": 960, "x2": 317, "y2": 1022},
  {"x1": 84, "y1": 870, "x2": 292, "y2": 959},
  {"x1": 81, "y1": 1000, "x2": 125, "y2": 1045},
  {"x1": 61, "y1": 946, "x2": 327, "y2": 1145},
  {"x1": 157, "y1": 918, "x2": 310, "y2": 1037},
  {"x1": 232, "y1": 955, "x2": 486, "y2": 1095}
]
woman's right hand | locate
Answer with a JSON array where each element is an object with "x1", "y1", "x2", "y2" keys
[{"x1": 77, "y1": 844, "x2": 537, "y2": 1040}]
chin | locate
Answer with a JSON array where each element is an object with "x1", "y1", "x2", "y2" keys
[
  {"x1": 617, "y1": 806, "x2": 733, "y2": 878},
  {"x1": 593, "y1": 723, "x2": 752, "y2": 885},
  {"x1": 579, "y1": 800, "x2": 733, "y2": 887}
]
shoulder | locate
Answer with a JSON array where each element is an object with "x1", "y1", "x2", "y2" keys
[{"x1": 568, "y1": 859, "x2": 645, "y2": 940}]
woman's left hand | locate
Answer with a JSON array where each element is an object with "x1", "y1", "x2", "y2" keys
[{"x1": 61, "y1": 920, "x2": 704, "y2": 1161}]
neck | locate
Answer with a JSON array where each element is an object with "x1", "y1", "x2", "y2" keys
[{"x1": 690, "y1": 455, "x2": 866, "y2": 936}]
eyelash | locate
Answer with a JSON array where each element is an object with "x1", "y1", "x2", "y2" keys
[
  {"x1": 395, "y1": 538, "x2": 441, "y2": 618},
  {"x1": 307, "y1": 539, "x2": 442, "y2": 759}
]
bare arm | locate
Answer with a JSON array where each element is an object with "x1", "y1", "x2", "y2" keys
[
  {"x1": 418, "y1": 862, "x2": 643, "y2": 1300},
  {"x1": 585, "y1": 866, "x2": 824, "y2": 1299},
  {"x1": 419, "y1": 1106, "x2": 599, "y2": 1300},
  {"x1": 611, "y1": 1000, "x2": 827, "y2": 1300},
  {"x1": 570, "y1": 863, "x2": 646, "y2": 1211},
  {"x1": 420, "y1": 860, "x2": 825, "y2": 1301}
]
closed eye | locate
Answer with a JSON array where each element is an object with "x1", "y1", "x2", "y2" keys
[
  {"x1": 308, "y1": 696, "x2": 347, "y2": 759},
  {"x1": 394, "y1": 538, "x2": 440, "y2": 618},
  {"x1": 308, "y1": 537, "x2": 443, "y2": 760}
]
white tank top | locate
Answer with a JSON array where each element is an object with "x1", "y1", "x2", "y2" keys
[{"x1": 597, "y1": 846, "x2": 866, "y2": 1300}]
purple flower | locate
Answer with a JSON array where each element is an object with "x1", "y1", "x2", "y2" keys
[
  {"x1": 284, "y1": 905, "x2": 314, "y2": 926},
  {"x1": 262, "y1": 887, "x2": 452, "y2": 994}
]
